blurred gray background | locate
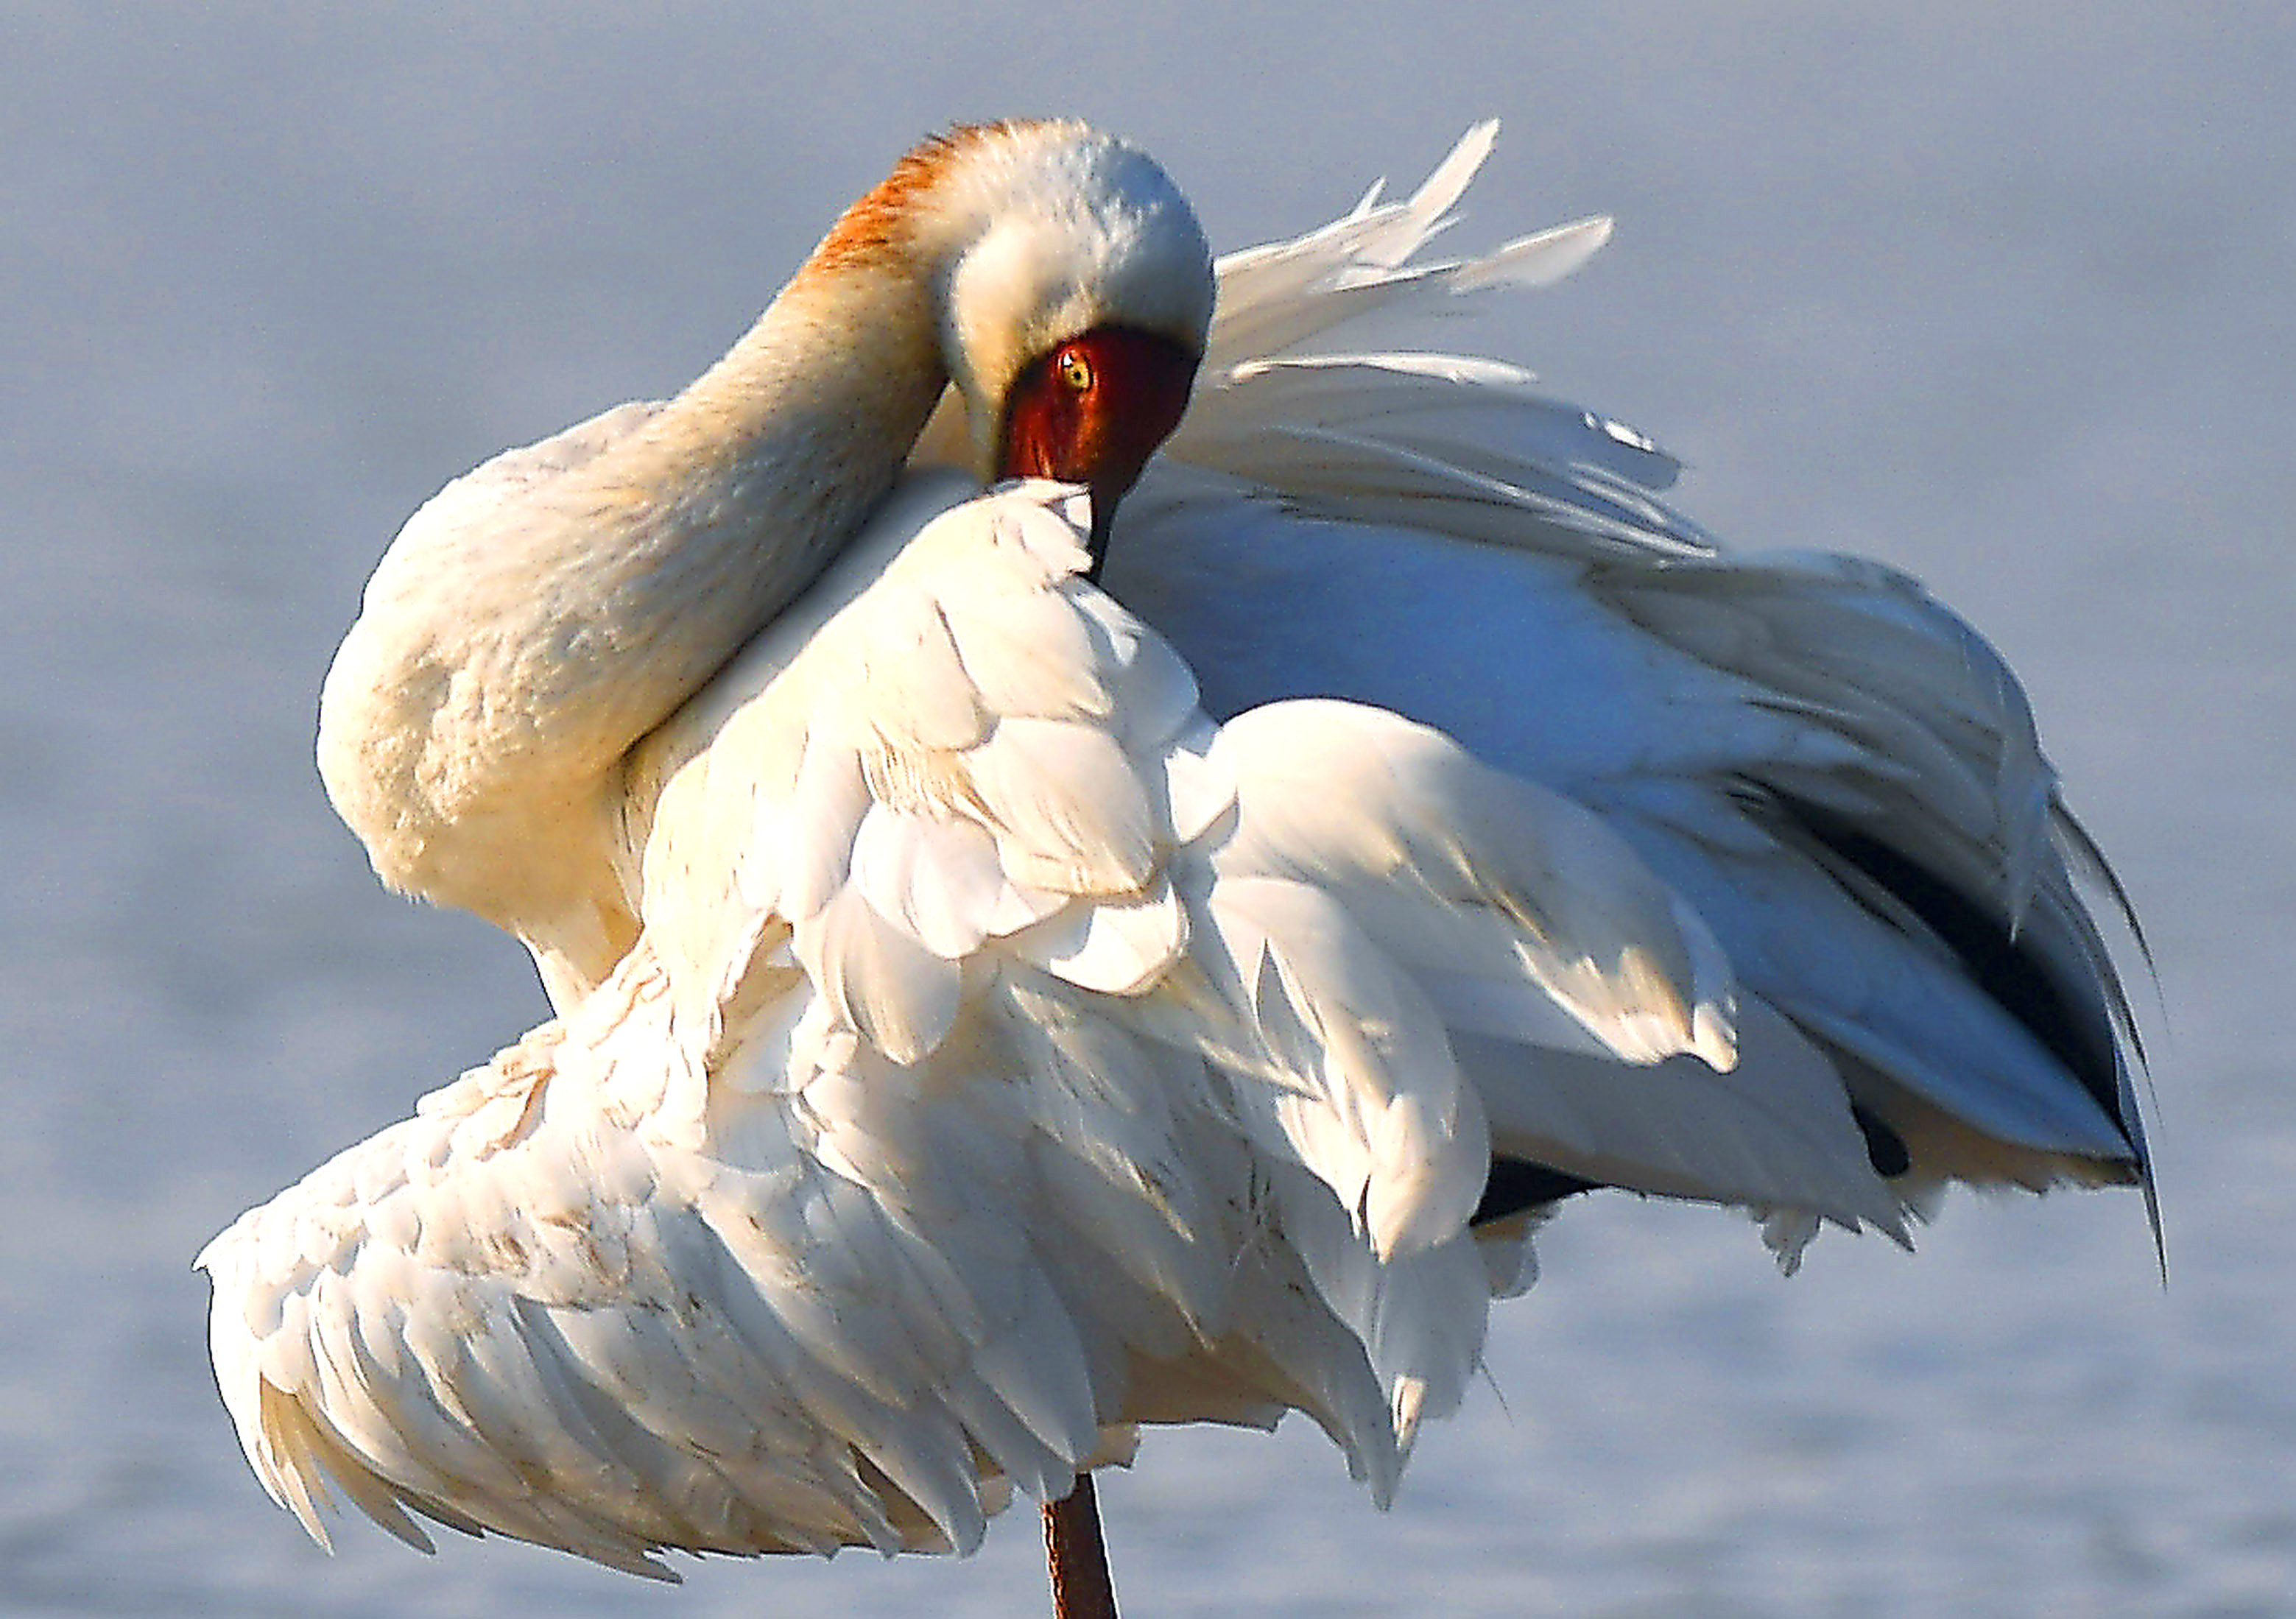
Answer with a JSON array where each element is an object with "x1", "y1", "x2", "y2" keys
[{"x1": 4, "y1": 5, "x2": 2288, "y2": 1615}]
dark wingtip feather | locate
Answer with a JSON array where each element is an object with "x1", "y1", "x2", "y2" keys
[{"x1": 1756, "y1": 786, "x2": 2143, "y2": 1165}]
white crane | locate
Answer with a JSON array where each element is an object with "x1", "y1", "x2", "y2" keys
[{"x1": 200, "y1": 121, "x2": 2151, "y2": 1618}]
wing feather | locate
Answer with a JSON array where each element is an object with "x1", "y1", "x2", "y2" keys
[
  {"x1": 1113, "y1": 127, "x2": 2149, "y2": 1235},
  {"x1": 212, "y1": 482, "x2": 1910, "y2": 1573}
]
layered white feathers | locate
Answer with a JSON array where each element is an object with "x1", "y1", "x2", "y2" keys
[
  {"x1": 1108, "y1": 122, "x2": 2150, "y2": 1226},
  {"x1": 204, "y1": 122, "x2": 2149, "y2": 1584},
  {"x1": 203, "y1": 482, "x2": 1785, "y2": 1572}
]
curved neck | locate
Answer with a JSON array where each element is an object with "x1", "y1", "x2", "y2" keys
[
  {"x1": 526, "y1": 264, "x2": 947, "y2": 775},
  {"x1": 317, "y1": 251, "x2": 951, "y2": 978}
]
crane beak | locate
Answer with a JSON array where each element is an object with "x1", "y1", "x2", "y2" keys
[{"x1": 1084, "y1": 481, "x2": 1121, "y2": 582}]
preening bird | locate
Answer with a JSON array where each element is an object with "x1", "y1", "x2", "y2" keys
[{"x1": 200, "y1": 120, "x2": 2152, "y2": 1617}]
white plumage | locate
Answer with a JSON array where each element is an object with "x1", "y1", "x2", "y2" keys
[{"x1": 200, "y1": 120, "x2": 2149, "y2": 1591}]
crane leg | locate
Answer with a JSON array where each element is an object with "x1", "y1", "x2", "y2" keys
[{"x1": 1043, "y1": 1475, "x2": 1119, "y2": 1619}]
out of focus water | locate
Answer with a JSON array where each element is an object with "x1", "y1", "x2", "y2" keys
[{"x1": 5, "y1": 8, "x2": 2289, "y2": 1615}]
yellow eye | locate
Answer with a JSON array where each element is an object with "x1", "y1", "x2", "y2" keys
[{"x1": 1059, "y1": 348, "x2": 1094, "y2": 392}]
